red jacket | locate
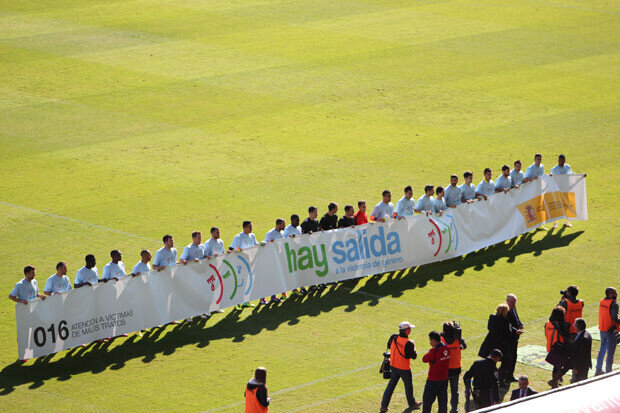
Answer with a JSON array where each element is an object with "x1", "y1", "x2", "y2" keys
[{"x1": 422, "y1": 343, "x2": 450, "y2": 381}]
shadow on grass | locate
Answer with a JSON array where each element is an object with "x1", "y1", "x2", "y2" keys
[{"x1": 0, "y1": 227, "x2": 582, "y2": 394}]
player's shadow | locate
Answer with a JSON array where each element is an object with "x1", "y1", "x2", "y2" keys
[{"x1": 0, "y1": 228, "x2": 582, "y2": 394}]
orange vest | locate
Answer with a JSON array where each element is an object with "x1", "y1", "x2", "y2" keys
[
  {"x1": 565, "y1": 299, "x2": 584, "y2": 334},
  {"x1": 441, "y1": 337, "x2": 462, "y2": 369},
  {"x1": 599, "y1": 298, "x2": 616, "y2": 332},
  {"x1": 545, "y1": 321, "x2": 564, "y2": 352},
  {"x1": 245, "y1": 387, "x2": 268, "y2": 413},
  {"x1": 390, "y1": 335, "x2": 411, "y2": 370}
]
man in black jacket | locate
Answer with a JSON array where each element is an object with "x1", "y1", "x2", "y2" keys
[
  {"x1": 463, "y1": 349, "x2": 502, "y2": 409},
  {"x1": 509, "y1": 375, "x2": 537, "y2": 400},
  {"x1": 381, "y1": 321, "x2": 423, "y2": 412},
  {"x1": 505, "y1": 294, "x2": 524, "y2": 384},
  {"x1": 571, "y1": 318, "x2": 592, "y2": 382}
]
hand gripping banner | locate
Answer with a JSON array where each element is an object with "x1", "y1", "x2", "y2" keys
[{"x1": 15, "y1": 175, "x2": 587, "y2": 358}]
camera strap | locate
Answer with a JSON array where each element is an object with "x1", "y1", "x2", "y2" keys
[{"x1": 390, "y1": 334, "x2": 407, "y2": 359}]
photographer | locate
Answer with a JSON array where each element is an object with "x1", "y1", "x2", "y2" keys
[
  {"x1": 595, "y1": 287, "x2": 619, "y2": 375},
  {"x1": 545, "y1": 306, "x2": 571, "y2": 388},
  {"x1": 558, "y1": 285, "x2": 584, "y2": 342},
  {"x1": 245, "y1": 367, "x2": 270, "y2": 413},
  {"x1": 440, "y1": 322, "x2": 467, "y2": 413},
  {"x1": 380, "y1": 321, "x2": 423, "y2": 412}
]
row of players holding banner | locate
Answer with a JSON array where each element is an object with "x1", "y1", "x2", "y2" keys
[{"x1": 9, "y1": 153, "x2": 581, "y2": 311}]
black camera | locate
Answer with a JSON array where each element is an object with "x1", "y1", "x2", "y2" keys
[
  {"x1": 380, "y1": 351, "x2": 391, "y2": 379},
  {"x1": 612, "y1": 328, "x2": 620, "y2": 344}
]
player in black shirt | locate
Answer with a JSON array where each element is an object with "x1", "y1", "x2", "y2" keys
[
  {"x1": 338, "y1": 205, "x2": 356, "y2": 228},
  {"x1": 320, "y1": 202, "x2": 338, "y2": 230},
  {"x1": 301, "y1": 206, "x2": 320, "y2": 234}
]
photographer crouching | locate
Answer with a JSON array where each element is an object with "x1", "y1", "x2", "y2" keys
[{"x1": 380, "y1": 321, "x2": 423, "y2": 412}]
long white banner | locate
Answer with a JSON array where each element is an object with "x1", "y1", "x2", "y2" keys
[{"x1": 16, "y1": 175, "x2": 587, "y2": 358}]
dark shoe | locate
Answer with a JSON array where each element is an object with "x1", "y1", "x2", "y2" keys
[
  {"x1": 379, "y1": 407, "x2": 388, "y2": 413},
  {"x1": 412, "y1": 401, "x2": 423, "y2": 410},
  {"x1": 509, "y1": 376, "x2": 518, "y2": 383}
]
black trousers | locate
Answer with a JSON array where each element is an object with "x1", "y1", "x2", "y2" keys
[
  {"x1": 381, "y1": 366, "x2": 416, "y2": 409},
  {"x1": 473, "y1": 387, "x2": 496, "y2": 409},
  {"x1": 573, "y1": 367, "x2": 589, "y2": 383},
  {"x1": 507, "y1": 337, "x2": 519, "y2": 378},
  {"x1": 448, "y1": 374, "x2": 459, "y2": 413},
  {"x1": 422, "y1": 380, "x2": 448, "y2": 413}
]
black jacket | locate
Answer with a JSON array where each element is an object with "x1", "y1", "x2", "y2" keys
[
  {"x1": 463, "y1": 358, "x2": 499, "y2": 400},
  {"x1": 510, "y1": 387, "x2": 537, "y2": 400},
  {"x1": 507, "y1": 307, "x2": 523, "y2": 337},
  {"x1": 570, "y1": 330, "x2": 592, "y2": 371},
  {"x1": 478, "y1": 314, "x2": 511, "y2": 358}
]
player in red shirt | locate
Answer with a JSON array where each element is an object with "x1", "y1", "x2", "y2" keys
[
  {"x1": 354, "y1": 200, "x2": 368, "y2": 225},
  {"x1": 422, "y1": 331, "x2": 450, "y2": 413}
]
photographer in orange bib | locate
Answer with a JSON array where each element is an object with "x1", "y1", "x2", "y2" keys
[{"x1": 380, "y1": 321, "x2": 423, "y2": 412}]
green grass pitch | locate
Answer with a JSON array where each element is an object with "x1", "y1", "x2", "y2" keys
[{"x1": 0, "y1": 0, "x2": 618, "y2": 411}]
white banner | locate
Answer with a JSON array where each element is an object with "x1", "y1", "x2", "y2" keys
[{"x1": 16, "y1": 175, "x2": 587, "y2": 359}]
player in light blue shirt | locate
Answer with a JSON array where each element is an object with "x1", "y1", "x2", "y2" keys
[
  {"x1": 285, "y1": 214, "x2": 306, "y2": 297},
  {"x1": 153, "y1": 234, "x2": 178, "y2": 271},
  {"x1": 550, "y1": 154, "x2": 580, "y2": 228},
  {"x1": 263, "y1": 218, "x2": 287, "y2": 304},
  {"x1": 130, "y1": 250, "x2": 152, "y2": 276},
  {"x1": 202, "y1": 228, "x2": 226, "y2": 316},
  {"x1": 264, "y1": 219, "x2": 285, "y2": 242},
  {"x1": 44, "y1": 261, "x2": 72, "y2": 295},
  {"x1": 371, "y1": 190, "x2": 394, "y2": 222},
  {"x1": 444, "y1": 175, "x2": 462, "y2": 208},
  {"x1": 550, "y1": 154, "x2": 573, "y2": 175},
  {"x1": 102, "y1": 250, "x2": 127, "y2": 281},
  {"x1": 283, "y1": 214, "x2": 302, "y2": 237},
  {"x1": 75, "y1": 254, "x2": 99, "y2": 288},
  {"x1": 9, "y1": 265, "x2": 46, "y2": 304},
  {"x1": 395, "y1": 186, "x2": 416, "y2": 218},
  {"x1": 495, "y1": 165, "x2": 512, "y2": 193},
  {"x1": 476, "y1": 168, "x2": 495, "y2": 199},
  {"x1": 523, "y1": 153, "x2": 544, "y2": 183},
  {"x1": 180, "y1": 230, "x2": 206, "y2": 264},
  {"x1": 230, "y1": 221, "x2": 259, "y2": 309},
  {"x1": 204, "y1": 227, "x2": 225, "y2": 257},
  {"x1": 433, "y1": 186, "x2": 447, "y2": 214},
  {"x1": 510, "y1": 160, "x2": 524, "y2": 188},
  {"x1": 460, "y1": 171, "x2": 476, "y2": 203},
  {"x1": 229, "y1": 222, "x2": 259, "y2": 250},
  {"x1": 415, "y1": 185, "x2": 434, "y2": 214}
]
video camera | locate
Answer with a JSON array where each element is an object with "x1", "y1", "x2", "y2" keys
[{"x1": 453, "y1": 320, "x2": 462, "y2": 341}]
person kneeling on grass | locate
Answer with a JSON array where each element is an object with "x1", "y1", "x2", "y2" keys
[{"x1": 245, "y1": 367, "x2": 270, "y2": 413}]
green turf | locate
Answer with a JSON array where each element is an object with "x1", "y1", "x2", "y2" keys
[{"x1": 0, "y1": 0, "x2": 619, "y2": 411}]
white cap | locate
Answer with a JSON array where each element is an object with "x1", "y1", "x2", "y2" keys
[{"x1": 399, "y1": 321, "x2": 415, "y2": 330}]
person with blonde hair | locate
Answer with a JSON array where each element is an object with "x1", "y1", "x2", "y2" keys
[
  {"x1": 478, "y1": 303, "x2": 512, "y2": 383},
  {"x1": 245, "y1": 367, "x2": 270, "y2": 412}
]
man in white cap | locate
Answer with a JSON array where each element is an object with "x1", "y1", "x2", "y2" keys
[{"x1": 381, "y1": 321, "x2": 423, "y2": 412}]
